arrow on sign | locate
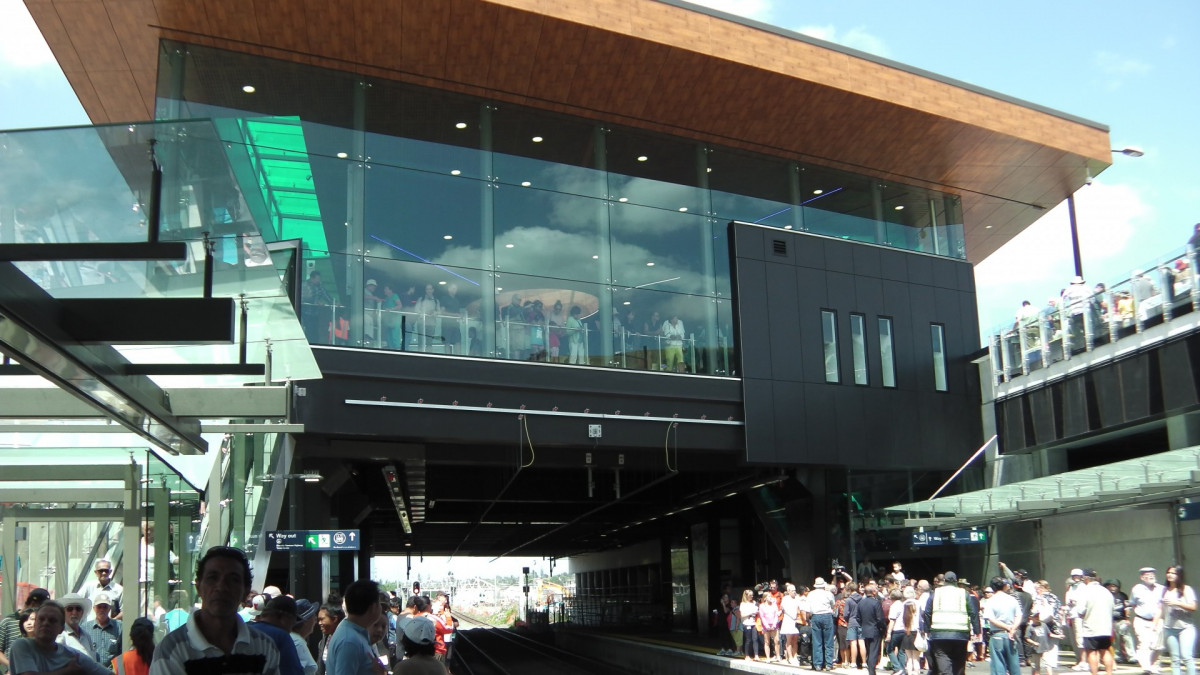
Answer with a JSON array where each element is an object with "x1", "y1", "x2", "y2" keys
[
  {"x1": 307, "y1": 534, "x2": 318, "y2": 548},
  {"x1": 349, "y1": 532, "x2": 356, "y2": 541}
]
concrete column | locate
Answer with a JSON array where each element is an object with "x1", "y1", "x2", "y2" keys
[{"x1": 1167, "y1": 411, "x2": 1200, "y2": 450}]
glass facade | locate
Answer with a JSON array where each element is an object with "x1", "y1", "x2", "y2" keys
[
  {"x1": 850, "y1": 313, "x2": 868, "y2": 385},
  {"x1": 931, "y1": 324, "x2": 948, "y2": 392},
  {"x1": 821, "y1": 310, "x2": 840, "y2": 383},
  {"x1": 879, "y1": 317, "x2": 897, "y2": 388},
  {"x1": 156, "y1": 41, "x2": 964, "y2": 377}
]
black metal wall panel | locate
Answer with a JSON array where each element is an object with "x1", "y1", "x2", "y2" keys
[
  {"x1": 730, "y1": 222, "x2": 981, "y2": 470},
  {"x1": 1062, "y1": 376, "x2": 1091, "y2": 438},
  {"x1": 1120, "y1": 355, "x2": 1152, "y2": 421},
  {"x1": 1029, "y1": 387, "x2": 1058, "y2": 446},
  {"x1": 1159, "y1": 341, "x2": 1198, "y2": 411}
]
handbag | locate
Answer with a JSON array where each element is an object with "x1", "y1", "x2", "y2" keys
[{"x1": 914, "y1": 633, "x2": 929, "y2": 652}]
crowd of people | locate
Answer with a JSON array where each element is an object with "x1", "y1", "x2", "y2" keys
[
  {"x1": 0, "y1": 549, "x2": 458, "y2": 675},
  {"x1": 714, "y1": 561, "x2": 1196, "y2": 675}
]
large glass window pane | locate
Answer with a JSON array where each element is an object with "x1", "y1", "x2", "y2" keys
[
  {"x1": 610, "y1": 204, "x2": 710, "y2": 296},
  {"x1": 365, "y1": 84, "x2": 487, "y2": 180},
  {"x1": 800, "y1": 165, "x2": 880, "y2": 245},
  {"x1": 605, "y1": 130, "x2": 708, "y2": 214},
  {"x1": 850, "y1": 313, "x2": 868, "y2": 385},
  {"x1": 881, "y1": 185, "x2": 966, "y2": 259},
  {"x1": 822, "y1": 310, "x2": 839, "y2": 383},
  {"x1": 493, "y1": 272, "x2": 609, "y2": 366},
  {"x1": 365, "y1": 165, "x2": 487, "y2": 271},
  {"x1": 494, "y1": 187, "x2": 606, "y2": 283},
  {"x1": 492, "y1": 107, "x2": 605, "y2": 198},
  {"x1": 359, "y1": 257, "x2": 485, "y2": 355},
  {"x1": 708, "y1": 148, "x2": 797, "y2": 231},
  {"x1": 932, "y1": 323, "x2": 948, "y2": 391},
  {"x1": 879, "y1": 317, "x2": 896, "y2": 388},
  {"x1": 611, "y1": 287, "x2": 717, "y2": 374}
]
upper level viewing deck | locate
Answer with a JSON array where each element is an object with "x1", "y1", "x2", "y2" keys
[{"x1": 988, "y1": 243, "x2": 1200, "y2": 389}]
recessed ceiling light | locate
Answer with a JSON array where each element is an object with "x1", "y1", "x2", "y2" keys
[
  {"x1": 623, "y1": 301, "x2": 631, "y2": 306},
  {"x1": 637, "y1": 155, "x2": 648, "y2": 162},
  {"x1": 521, "y1": 181, "x2": 531, "y2": 187},
  {"x1": 678, "y1": 207, "x2": 688, "y2": 212},
  {"x1": 784, "y1": 225, "x2": 793, "y2": 230},
  {"x1": 646, "y1": 262, "x2": 655, "y2": 267},
  {"x1": 450, "y1": 170, "x2": 461, "y2": 176},
  {"x1": 497, "y1": 287, "x2": 503, "y2": 291},
  {"x1": 706, "y1": 167, "x2": 713, "y2": 173},
  {"x1": 443, "y1": 235, "x2": 453, "y2": 240},
  {"x1": 242, "y1": 85, "x2": 256, "y2": 93},
  {"x1": 618, "y1": 197, "x2": 628, "y2": 203},
  {"x1": 455, "y1": 122, "x2": 467, "y2": 129},
  {"x1": 531, "y1": 136, "x2": 543, "y2": 143},
  {"x1": 438, "y1": 281, "x2": 446, "y2": 285},
  {"x1": 985, "y1": 225, "x2": 993, "y2": 229},
  {"x1": 592, "y1": 255, "x2": 599, "y2": 260},
  {"x1": 505, "y1": 243, "x2": 515, "y2": 248},
  {"x1": 894, "y1": 205, "x2": 905, "y2": 210},
  {"x1": 813, "y1": 189, "x2": 823, "y2": 195},
  {"x1": 336, "y1": 152, "x2": 348, "y2": 159}
]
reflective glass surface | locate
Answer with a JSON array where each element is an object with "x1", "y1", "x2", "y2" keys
[
  {"x1": 879, "y1": 317, "x2": 897, "y2": 388},
  {"x1": 155, "y1": 40, "x2": 968, "y2": 378},
  {"x1": 822, "y1": 310, "x2": 839, "y2": 383},
  {"x1": 850, "y1": 313, "x2": 868, "y2": 385},
  {"x1": 931, "y1": 324, "x2": 948, "y2": 392}
]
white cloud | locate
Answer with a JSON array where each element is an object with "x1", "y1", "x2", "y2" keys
[
  {"x1": 973, "y1": 180, "x2": 1153, "y2": 335},
  {"x1": 794, "y1": 24, "x2": 891, "y2": 58},
  {"x1": 684, "y1": 0, "x2": 773, "y2": 22},
  {"x1": 1094, "y1": 51, "x2": 1151, "y2": 90},
  {"x1": 0, "y1": 0, "x2": 56, "y2": 70}
]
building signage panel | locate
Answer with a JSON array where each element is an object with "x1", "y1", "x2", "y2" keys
[
  {"x1": 1178, "y1": 502, "x2": 1200, "y2": 522},
  {"x1": 911, "y1": 531, "x2": 944, "y2": 546},
  {"x1": 947, "y1": 528, "x2": 988, "y2": 545},
  {"x1": 267, "y1": 530, "x2": 360, "y2": 551}
]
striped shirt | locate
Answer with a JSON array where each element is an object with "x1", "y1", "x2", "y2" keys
[{"x1": 150, "y1": 611, "x2": 280, "y2": 675}]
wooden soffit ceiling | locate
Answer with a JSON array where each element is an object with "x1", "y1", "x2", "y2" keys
[{"x1": 25, "y1": 0, "x2": 1112, "y2": 263}]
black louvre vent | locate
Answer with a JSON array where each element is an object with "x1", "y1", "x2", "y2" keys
[{"x1": 772, "y1": 239, "x2": 787, "y2": 256}]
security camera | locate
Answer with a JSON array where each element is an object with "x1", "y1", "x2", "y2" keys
[{"x1": 1085, "y1": 176, "x2": 1093, "y2": 186}]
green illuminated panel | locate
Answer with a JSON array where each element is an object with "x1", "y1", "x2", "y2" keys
[{"x1": 239, "y1": 117, "x2": 329, "y2": 258}]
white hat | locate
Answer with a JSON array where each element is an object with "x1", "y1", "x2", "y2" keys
[
  {"x1": 1069, "y1": 568, "x2": 1084, "y2": 577},
  {"x1": 366, "y1": 279, "x2": 377, "y2": 287},
  {"x1": 59, "y1": 593, "x2": 91, "y2": 619},
  {"x1": 813, "y1": 577, "x2": 827, "y2": 588},
  {"x1": 1071, "y1": 276, "x2": 1085, "y2": 285}
]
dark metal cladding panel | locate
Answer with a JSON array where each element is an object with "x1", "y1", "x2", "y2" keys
[
  {"x1": 823, "y1": 238, "x2": 855, "y2": 274},
  {"x1": 765, "y1": 262, "x2": 803, "y2": 382},
  {"x1": 1061, "y1": 376, "x2": 1091, "y2": 438},
  {"x1": 743, "y1": 377, "x2": 777, "y2": 462},
  {"x1": 771, "y1": 380, "x2": 806, "y2": 463},
  {"x1": 1119, "y1": 355, "x2": 1151, "y2": 421},
  {"x1": 1159, "y1": 340, "x2": 1199, "y2": 411},
  {"x1": 852, "y1": 244, "x2": 882, "y2": 279},
  {"x1": 1029, "y1": 386, "x2": 1059, "y2": 446},
  {"x1": 1001, "y1": 398, "x2": 1028, "y2": 453},
  {"x1": 734, "y1": 259, "x2": 773, "y2": 380},
  {"x1": 879, "y1": 249, "x2": 909, "y2": 283}
]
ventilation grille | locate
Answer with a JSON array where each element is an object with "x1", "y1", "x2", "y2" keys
[{"x1": 772, "y1": 239, "x2": 787, "y2": 256}]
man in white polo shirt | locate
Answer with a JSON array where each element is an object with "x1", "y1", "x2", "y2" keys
[
  {"x1": 151, "y1": 546, "x2": 280, "y2": 675},
  {"x1": 1129, "y1": 566, "x2": 1164, "y2": 675},
  {"x1": 1074, "y1": 569, "x2": 1114, "y2": 675}
]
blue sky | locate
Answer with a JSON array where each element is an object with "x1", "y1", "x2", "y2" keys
[{"x1": 1, "y1": 0, "x2": 1197, "y2": 337}]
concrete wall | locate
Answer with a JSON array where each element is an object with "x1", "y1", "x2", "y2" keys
[
  {"x1": 567, "y1": 539, "x2": 660, "y2": 574},
  {"x1": 1040, "y1": 505, "x2": 1176, "y2": 588}
]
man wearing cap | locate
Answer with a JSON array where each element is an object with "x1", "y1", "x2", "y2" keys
[
  {"x1": 0, "y1": 589, "x2": 50, "y2": 674},
  {"x1": 1074, "y1": 569, "x2": 1115, "y2": 675},
  {"x1": 984, "y1": 577, "x2": 1023, "y2": 675},
  {"x1": 150, "y1": 546, "x2": 281, "y2": 675},
  {"x1": 80, "y1": 559, "x2": 124, "y2": 622},
  {"x1": 1105, "y1": 580, "x2": 1135, "y2": 664},
  {"x1": 1129, "y1": 567, "x2": 1165, "y2": 674},
  {"x1": 83, "y1": 593, "x2": 122, "y2": 669},
  {"x1": 394, "y1": 619, "x2": 444, "y2": 674},
  {"x1": 56, "y1": 594, "x2": 98, "y2": 661},
  {"x1": 924, "y1": 571, "x2": 980, "y2": 675},
  {"x1": 809, "y1": 578, "x2": 838, "y2": 671},
  {"x1": 290, "y1": 600, "x2": 319, "y2": 675},
  {"x1": 250, "y1": 597, "x2": 305, "y2": 675},
  {"x1": 1064, "y1": 568, "x2": 1088, "y2": 671}
]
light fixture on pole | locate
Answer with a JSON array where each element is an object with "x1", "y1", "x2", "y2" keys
[{"x1": 1067, "y1": 146, "x2": 1144, "y2": 277}]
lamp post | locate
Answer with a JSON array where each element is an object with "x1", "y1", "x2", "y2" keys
[{"x1": 1068, "y1": 146, "x2": 1144, "y2": 278}]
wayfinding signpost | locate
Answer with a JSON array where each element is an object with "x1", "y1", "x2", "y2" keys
[{"x1": 266, "y1": 529, "x2": 360, "y2": 551}]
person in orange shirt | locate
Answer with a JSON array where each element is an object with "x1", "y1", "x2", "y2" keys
[{"x1": 112, "y1": 618, "x2": 155, "y2": 675}]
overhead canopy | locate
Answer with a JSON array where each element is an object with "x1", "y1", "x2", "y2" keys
[
  {"x1": 887, "y1": 445, "x2": 1200, "y2": 529},
  {"x1": 25, "y1": 0, "x2": 1112, "y2": 262}
]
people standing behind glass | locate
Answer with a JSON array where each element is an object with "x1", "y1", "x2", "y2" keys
[
  {"x1": 1160, "y1": 566, "x2": 1196, "y2": 675},
  {"x1": 362, "y1": 280, "x2": 384, "y2": 347},
  {"x1": 566, "y1": 306, "x2": 585, "y2": 365},
  {"x1": 546, "y1": 300, "x2": 567, "y2": 362},
  {"x1": 526, "y1": 300, "x2": 547, "y2": 361},
  {"x1": 440, "y1": 284, "x2": 464, "y2": 354},
  {"x1": 302, "y1": 271, "x2": 334, "y2": 345},
  {"x1": 661, "y1": 314, "x2": 686, "y2": 372},
  {"x1": 380, "y1": 285, "x2": 403, "y2": 350},
  {"x1": 500, "y1": 294, "x2": 527, "y2": 360},
  {"x1": 1131, "y1": 270, "x2": 1156, "y2": 306},
  {"x1": 641, "y1": 311, "x2": 662, "y2": 369},
  {"x1": 411, "y1": 285, "x2": 440, "y2": 352}
]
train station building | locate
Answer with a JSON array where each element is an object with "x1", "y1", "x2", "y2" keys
[{"x1": 8, "y1": 0, "x2": 1192, "y2": 647}]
